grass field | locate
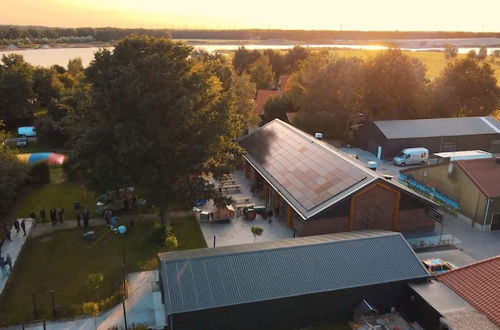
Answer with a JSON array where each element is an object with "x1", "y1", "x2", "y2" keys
[
  {"x1": 0, "y1": 216, "x2": 206, "y2": 325},
  {"x1": 14, "y1": 167, "x2": 97, "y2": 220},
  {"x1": 314, "y1": 48, "x2": 500, "y2": 83}
]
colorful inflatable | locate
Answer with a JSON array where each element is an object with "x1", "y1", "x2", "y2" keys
[{"x1": 17, "y1": 152, "x2": 66, "y2": 166}]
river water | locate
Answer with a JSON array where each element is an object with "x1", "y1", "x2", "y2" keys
[{"x1": 0, "y1": 44, "x2": 499, "y2": 67}]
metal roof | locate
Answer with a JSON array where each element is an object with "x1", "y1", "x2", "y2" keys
[
  {"x1": 238, "y1": 119, "x2": 437, "y2": 220},
  {"x1": 159, "y1": 230, "x2": 430, "y2": 319},
  {"x1": 374, "y1": 116, "x2": 500, "y2": 139}
]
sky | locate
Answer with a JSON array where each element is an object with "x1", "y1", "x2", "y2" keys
[{"x1": 1, "y1": 0, "x2": 500, "y2": 32}]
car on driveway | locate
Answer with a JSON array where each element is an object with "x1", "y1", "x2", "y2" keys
[{"x1": 422, "y1": 258, "x2": 456, "y2": 275}]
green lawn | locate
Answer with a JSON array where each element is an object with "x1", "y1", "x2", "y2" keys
[
  {"x1": 15, "y1": 168, "x2": 97, "y2": 219},
  {"x1": 318, "y1": 48, "x2": 500, "y2": 82},
  {"x1": 0, "y1": 216, "x2": 206, "y2": 325}
]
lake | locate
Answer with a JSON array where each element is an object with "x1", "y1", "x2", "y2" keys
[{"x1": 1, "y1": 44, "x2": 499, "y2": 67}]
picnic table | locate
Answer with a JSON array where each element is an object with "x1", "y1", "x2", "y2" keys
[{"x1": 219, "y1": 184, "x2": 241, "y2": 194}]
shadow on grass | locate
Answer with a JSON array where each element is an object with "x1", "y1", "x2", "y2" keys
[{"x1": 0, "y1": 215, "x2": 205, "y2": 326}]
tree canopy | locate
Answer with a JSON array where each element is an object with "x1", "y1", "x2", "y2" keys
[{"x1": 65, "y1": 35, "x2": 242, "y2": 224}]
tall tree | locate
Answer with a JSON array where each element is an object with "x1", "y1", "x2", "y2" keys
[
  {"x1": 364, "y1": 48, "x2": 430, "y2": 120},
  {"x1": 285, "y1": 46, "x2": 310, "y2": 73},
  {"x1": 232, "y1": 46, "x2": 261, "y2": 74},
  {"x1": 444, "y1": 44, "x2": 458, "y2": 59},
  {"x1": 432, "y1": 58, "x2": 500, "y2": 117},
  {"x1": 233, "y1": 74, "x2": 258, "y2": 128},
  {"x1": 287, "y1": 52, "x2": 365, "y2": 138},
  {"x1": 65, "y1": 35, "x2": 242, "y2": 225},
  {"x1": 247, "y1": 56, "x2": 275, "y2": 90},
  {"x1": 0, "y1": 54, "x2": 34, "y2": 127}
]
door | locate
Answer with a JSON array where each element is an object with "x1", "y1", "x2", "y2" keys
[
  {"x1": 367, "y1": 140, "x2": 378, "y2": 156},
  {"x1": 440, "y1": 141, "x2": 457, "y2": 152},
  {"x1": 491, "y1": 214, "x2": 500, "y2": 231},
  {"x1": 490, "y1": 140, "x2": 500, "y2": 153}
]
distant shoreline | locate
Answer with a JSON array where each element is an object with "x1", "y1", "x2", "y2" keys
[{"x1": 2, "y1": 38, "x2": 500, "y2": 52}]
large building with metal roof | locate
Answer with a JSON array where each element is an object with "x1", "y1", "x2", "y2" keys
[
  {"x1": 359, "y1": 116, "x2": 500, "y2": 159},
  {"x1": 158, "y1": 230, "x2": 430, "y2": 330},
  {"x1": 238, "y1": 119, "x2": 439, "y2": 237}
]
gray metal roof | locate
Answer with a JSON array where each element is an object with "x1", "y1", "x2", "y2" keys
[
  {"x1": 238, "y1": 119, "x2": 437, "y2": 220},
  {"x1": 159, "y1": 230, "x2": 430, "y2": 318},
  {"x1": 374, "y1": 116, "x2": 500, "y2": 139}
]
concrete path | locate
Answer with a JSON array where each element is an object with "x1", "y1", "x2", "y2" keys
[
  {"x1": 11, "y1": 271, "x2": 165, "y2": 330},
  {"x1": 442, "y1": 212, "x2": 500, "y2": 260},
  {"x1": 0, "y1": 219, "x2": 34, "y2": 294}
]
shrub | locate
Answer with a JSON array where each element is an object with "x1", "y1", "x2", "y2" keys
[{"x1": 28, "y1": 162, "x2": 50, "y2": 184}]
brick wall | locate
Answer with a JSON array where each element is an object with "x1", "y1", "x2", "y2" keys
[
  {"x1": 295, "y1": 216, "x2": 348, "y2": 236},
  {"x1": 350, "y1": 184, "x2": 396, "y2": 231}
]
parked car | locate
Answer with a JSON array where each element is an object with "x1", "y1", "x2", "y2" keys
[
  {"x1": 422, "y1": 258, "x2": 456, "y2": 275},
  {"x1": 16, "y1": 137, "x2": 28, "y2": 148},
  {"x1": 393, "y1": 147, "x2": 428, "y2": 166},
  {"x1": 17, "y1": 126, "x2": 36, "y2": 137}
]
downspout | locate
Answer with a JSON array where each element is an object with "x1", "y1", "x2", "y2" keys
[{"x1": 482, "y1": 198, "x2": 491, "y2": 231}]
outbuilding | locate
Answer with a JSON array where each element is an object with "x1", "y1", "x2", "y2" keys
[
  {"x1": 159, "y1": 230, "x2": 431, "y2": 330},
  {"x1": 358, "y1": 116, "x2": 500, "y2": 159},
  {"x1": 238, "y1": 119, "x2": 439, "y2": 237},
  {"x1": 401, "y1": 157, "x2": 500, "y2": 231}
]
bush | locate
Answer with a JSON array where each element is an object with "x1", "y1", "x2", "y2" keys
[{"x1": 28, "y1": 162, "x2": 50, "y2": 184}]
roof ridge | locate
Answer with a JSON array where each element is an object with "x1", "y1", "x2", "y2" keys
[
  {"x1": 160, "y1": 230, "x2": 399, "y2": 263},
  {"x1": 437, "y1": 254, "x2": 500, "y2": 278}
]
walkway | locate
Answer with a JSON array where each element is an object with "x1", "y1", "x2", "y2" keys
[{"x1": 0, "y1": 219, "x2": 34, "y2": 294}]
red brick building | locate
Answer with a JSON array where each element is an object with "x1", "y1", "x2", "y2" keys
[{"x1": 239, "y1": 119, "x2": 438, "y2": 237}]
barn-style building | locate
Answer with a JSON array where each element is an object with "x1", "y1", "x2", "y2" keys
[
  {"x1": 358, "y1": 116, "x2": 500, "y2": 159},
  {"x1": 238, "y1": 119, "x2": 439, "y2": 237}
]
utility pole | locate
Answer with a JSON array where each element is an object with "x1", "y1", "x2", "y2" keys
[{"x1": 122, "y1": 247, "x2": 128, "y2": 330}]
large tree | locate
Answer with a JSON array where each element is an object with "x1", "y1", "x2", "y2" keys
[
  {"x1": 364, "y1": 48, "x2": 430, "y2": 120},
  {"x1": 247, "y1": 55, "x2": 275, "y2": 90},
  {"x1": 0, "y1": 54, "x2": 34, "y2": 127},
  {"x1": 286, "y1": 52, "x2": 365, "y2": 139},
  {"x1": 65, "y1": 35, "x2": 242, "y2": 224},
  {"x1": 432, "y1": 58, "x2": 500, "y2": 117}
]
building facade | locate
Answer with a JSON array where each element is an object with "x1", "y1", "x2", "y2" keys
[{"x1": 359, "y1": 116, "x2": 500, "y2": 159}]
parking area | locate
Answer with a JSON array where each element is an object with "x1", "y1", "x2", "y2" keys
[{"x1": 196, "y1": 171, "x2": 294, "y2": 247}]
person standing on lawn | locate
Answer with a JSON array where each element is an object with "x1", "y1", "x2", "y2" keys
[
  {"x1": 50, "y1": 208, "x2": 57, "y2": 226},
  {"x1": 13, "y1": 220, "x2": 20, "y2": 235},
  {"x1": 40, "y1": 208, "x2": 46, "y2": 223},
  {"x1": 20, "y1": 220, "x2": 26, "y2": 236}
]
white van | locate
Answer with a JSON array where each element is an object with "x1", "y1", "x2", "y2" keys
[{"x1": 393, "y1": 148, "x2": 428, "y2": 166}]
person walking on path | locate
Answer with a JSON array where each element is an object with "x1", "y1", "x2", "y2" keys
[
  {"x1": 3, "y1": 224, "x2": 11, "y2": 241},
  {"x1": 82, "y1": 208, "x2": 90, "y2": 228},
  {"x1": 57, "y1": 206, "x2": 64, "y2": 224},
  {"x1": 76, "y1": 211, "x2": 82, "y2": 227},
  {"x1": 20, "y1": 220, "x2": 26, "y2": 236},
  {"x1": 50, "y1": 208, "x2": 57, "y2": 226},
  {"x1": 13, "y1": 220, "x2": 20, "y2": 235},
  {"x1": 0, "y1": 258, "x2": 8, "y2": 277},
  {"x1": 40, "y1": 208, "x2": 46, "y2": 223},
  {"x1": 5, "y1": 254, "x2": 12, "y2": 271},
  {"x1": 29, "y1": 211, "x2": 37, "y2": 225}
]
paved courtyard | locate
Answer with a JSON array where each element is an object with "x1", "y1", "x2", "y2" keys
[{"x1": 197, "y1": 170, "x2": 294, "y2": 247}]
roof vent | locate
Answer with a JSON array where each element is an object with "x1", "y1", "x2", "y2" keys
[
  {"x1": 497, "y1": 157, "x2": 500, "y2": 165},
  {"x1": 314, "y1": 132, "x2": 323, "y2": 140}
]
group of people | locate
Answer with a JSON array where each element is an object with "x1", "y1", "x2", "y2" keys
[
  {"x1": 3, "y1": 220, "x2": 27, "y2": 240},
  {"x1": 76, "y1": 207, "x2": 91, "y2": 228},
  {"x1": 29, "y1": 207, "x2": 66, "y2": 226}
]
